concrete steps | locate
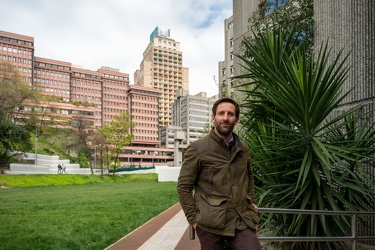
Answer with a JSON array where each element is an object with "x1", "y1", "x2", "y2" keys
[
  {"x1": 4, "y1": 153, "x2": 87, "y2": 175},
  {"x1": 4, "y1": 153, "x2": 182, "y2": 180}
]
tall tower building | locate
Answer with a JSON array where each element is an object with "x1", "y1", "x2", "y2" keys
[
  {"x1": 218, "y1": 16, "x2": 234, "y2": 97},
  {"x1": 314, "y1": 0, "x2": 375, "y2": 236},
  {"x1": 134, "y1": 26, "x2": 189, "y2": 126},
  {"x1": 219, "y1": 0, "x2": 259, "y2": 99}
]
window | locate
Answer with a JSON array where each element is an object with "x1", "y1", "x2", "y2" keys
[{"x1": 227, "y1": 21, "x2": 233, "y2": 30}]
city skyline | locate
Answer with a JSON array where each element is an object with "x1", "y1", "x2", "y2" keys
[{"x1": 0, "y1": 0, "x2": 232, "y2": 97}]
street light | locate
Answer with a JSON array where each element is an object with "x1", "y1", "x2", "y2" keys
[
  {"x1": 94, "y1": 145, "x2": 97, "y2": 169},
  {"x1": 35, "y1": 128, "x2": 38, "y2": 165}
]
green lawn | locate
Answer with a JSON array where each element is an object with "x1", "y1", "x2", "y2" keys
[{"x1": 0, "y1": 174, "x2": 179, "y2": 250}]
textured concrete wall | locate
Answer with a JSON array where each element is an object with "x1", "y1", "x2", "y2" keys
[
  {"x1": 314, "y1": 0, "x2": 375, "y2": 242},
  {"x1": 314, "y1": 0, "x2": 374, "y2": 107}
]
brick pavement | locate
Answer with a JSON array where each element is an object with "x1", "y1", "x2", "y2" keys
[{"x1": 105, "y1": 203, "x2": 200, "y2": 250}]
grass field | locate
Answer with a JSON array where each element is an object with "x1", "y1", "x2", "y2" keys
[{"x1": 0, "y1": 174, "x2": 179, "y2": 250}]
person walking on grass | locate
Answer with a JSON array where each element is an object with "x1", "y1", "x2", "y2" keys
[
  {"x1": 57, "y1": 164, "x2": 62, "y2": 174},
  {"x1": 62, "y1": 164, "x2": 66, "y2": 174},
  {"x1": 177, "y1": 97, "x2": 261, "y2": 250}
]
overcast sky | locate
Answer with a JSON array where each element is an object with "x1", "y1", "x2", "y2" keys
[{"x1": 0, "y1": 0, "x2": 233, "y2": 97}]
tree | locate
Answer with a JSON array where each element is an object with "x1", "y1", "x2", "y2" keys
[
  {"x1": 98, "y1": 111, "x2": 135, "y2": 178},
  {"x1": 90, "y1": 133, "x2": 107, "y2": 177},
  {"x1": 248, "y1": 0, "x2": 314, "y2": 45},
  {"x1": 234, "y1": 28, "x2": 375, "y2": 250},
  {"x1": 0, "y1": 111, "x2": 32, "y2": 170},
  {"x1": 0, "y1": 62, "x2": 36, "y2": 120},
  {"x1": 65, "y1": 113, "x2": 97, "y2": 174},
  {"x1": 0, "y1": 62, "x2": 35, "y2": 169}
]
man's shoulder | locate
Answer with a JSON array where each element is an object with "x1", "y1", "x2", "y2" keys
[{"x1": 188, "y1": 134, "x2": 212, "y2": 151}]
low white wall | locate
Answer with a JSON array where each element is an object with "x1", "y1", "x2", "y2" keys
[
  {"x1": 156, "y1": 166, "x2": 181, "y2": 182},
  {"x1": 5, "y1": 153, "x2": 84, "y2": 175}
]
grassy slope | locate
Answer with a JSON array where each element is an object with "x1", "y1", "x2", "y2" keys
[
  {"x1": 0, "y1": 173, "x2": 150, "y2": 188},
  {"x1": 0, "y1": 174, "x2": 179, "y2": 250}
]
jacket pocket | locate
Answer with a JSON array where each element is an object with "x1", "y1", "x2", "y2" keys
[
  {"x1": 196, "y1": 195, "x2": 227, "y2": 229},
  {"x1": 246, "y1": 196, "x2": 256, "y2": 211},
  {"x1": 245, "y1": 196, "x2": 260, "y2": 224}
]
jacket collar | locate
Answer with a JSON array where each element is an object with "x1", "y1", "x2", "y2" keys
[{"x1": 209, "y1": 128, "x2": 241, "y2": 150}]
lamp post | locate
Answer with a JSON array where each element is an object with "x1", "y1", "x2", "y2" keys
[
  {"x1": 94, "y1": 145, "x2": 97, "y2": 169},
  {"x1": 106, "y1": 146, "x2": 109, "y2": 174},
  {"x1": 35, "y1": 128, "x2": 38, "y2": 165},
  {"x1": 99, "y1": 144, "x2": 103, "y2": 178}
]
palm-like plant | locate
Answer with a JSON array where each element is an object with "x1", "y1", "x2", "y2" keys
[{"x1": 234, "y1": 28, "x2": 375, "y2": 249}]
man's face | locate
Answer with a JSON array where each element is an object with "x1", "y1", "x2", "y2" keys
[{"x1": 212, "y1": 102, "x2": 238, "y2": 138}]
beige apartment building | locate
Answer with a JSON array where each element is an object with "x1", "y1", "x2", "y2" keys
[{"x1": 134, "y1": 26, "x2": 189, "y2": 126}]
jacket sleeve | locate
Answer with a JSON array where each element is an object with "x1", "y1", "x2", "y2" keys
[
  {"x1": 177, "y1": 144, "x2": 200, "y2": 225},
  {"x1": 247, "y1": 159, "x2": 257, "y2": 205},
  {"x1": 244, "y1": 143, "x2": 257, "y2": 205}
]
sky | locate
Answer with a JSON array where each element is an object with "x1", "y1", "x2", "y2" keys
[{"x1": 0, "y1": 0, "x2": 233, "y2": 97}]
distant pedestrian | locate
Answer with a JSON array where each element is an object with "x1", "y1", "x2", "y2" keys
[
  {"x1": 62, "y1": 164, "x2": 66, "y2": 174},
  {"x1": 57, "y1": 164, "x2": 62, "y2": 174}
]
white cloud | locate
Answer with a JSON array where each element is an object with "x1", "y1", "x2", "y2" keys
[{"x1": 0, "y1": 0, "x2": 232, "y2": 96}]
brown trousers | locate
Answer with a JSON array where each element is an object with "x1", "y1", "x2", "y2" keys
[{"x1": 196, "y1": 226, "x2": 261, "y2": 250}]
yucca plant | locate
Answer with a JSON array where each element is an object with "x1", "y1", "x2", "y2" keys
[{"x1": 234, "y1": 28, "x2": 375, "y2": 249}]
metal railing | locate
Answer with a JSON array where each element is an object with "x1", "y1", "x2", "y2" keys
[{"x1": 257, "y1": 208, "x2": 375, "y2": 250}]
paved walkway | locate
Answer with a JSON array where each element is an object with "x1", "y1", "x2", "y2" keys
[{"x1": 105, "y1": 203, "x2": 200, "y2": 250}]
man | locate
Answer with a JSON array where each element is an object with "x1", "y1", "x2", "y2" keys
[{"x1": 177, "y1": 97, "x2": 261, "y2": 250}]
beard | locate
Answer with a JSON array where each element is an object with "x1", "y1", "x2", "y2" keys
[{"x1": 213, "y1": 120, "x2": 236, "y2": 137}]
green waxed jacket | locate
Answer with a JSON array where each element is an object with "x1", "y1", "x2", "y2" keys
[{"x1": 177, "y1": 129, "x2": 260, "y2": 236}]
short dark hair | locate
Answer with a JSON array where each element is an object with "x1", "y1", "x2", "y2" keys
[{"x1": 212, "y1": 97, "x2": 240, "y2": 119}]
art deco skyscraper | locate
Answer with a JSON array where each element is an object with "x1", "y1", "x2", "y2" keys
[{"x1": 134, "y1": 26, "x2": 189, "y2": 126}]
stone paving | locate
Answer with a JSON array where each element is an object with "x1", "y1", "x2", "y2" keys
[{"x1": 105, "y1": 203, "x2": 200, "y2": 250}]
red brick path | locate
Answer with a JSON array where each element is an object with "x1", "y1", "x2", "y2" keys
[{"x1": 105, "y1": 203, "x2": 200, "y2": 250}]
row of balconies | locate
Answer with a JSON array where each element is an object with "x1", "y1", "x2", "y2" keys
[
  {"x1": 153, "y1": 49, "x2": 182, "y2": 57},
  {"x1": 153, "y1": 63, "x2": 182, "y2": 70},
  {"x1": 153, "y1": 72, "x2": 182, "y2": 78},
  {"x1": 155, "y1": 67, "x2": 181, "y2": 72}
]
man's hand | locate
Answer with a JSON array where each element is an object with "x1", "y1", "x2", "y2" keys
[{"x1": 252, "y1": 203, "x2": 259, "y2": 211}]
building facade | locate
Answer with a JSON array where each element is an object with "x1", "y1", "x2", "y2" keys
[
  {"x1": 134, "y1": 26, "x2": 189, "y2": 126},
  {"x1": 218, "y1": 16, "x2": 234, "y2": 97},
  {"x1": 218, "y1": 0, "x2": 259, "y2": 98},
  {"x1": 314, "y1": 0, "x2": 375, "y2": 238},
  {"x1": 0, "y1": 30, "x2": 34, "y2": 86},
  {"x1": 0, "y1": 29, "x2": 174, "y2": 166},
  {"x1": 98, "y1": 66, "x2": 130, "y2": 127},
  {"x1": 123, "y1": 84, "x2": 173, "y2": 167},
  {"x1": 169, "y1": 89, "x2": 218, "y2": 148}
]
